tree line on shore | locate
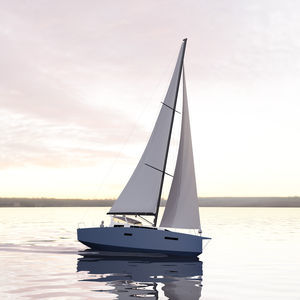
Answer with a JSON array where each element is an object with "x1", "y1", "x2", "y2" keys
[{"x1": 0, "y1": 197, "x2": 299, "y2": 207}]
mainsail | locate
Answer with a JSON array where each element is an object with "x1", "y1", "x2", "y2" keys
[
  {"x1": 109, "y1": 40, "x2": 187, "y2": 215},
  {"x1": 160, "y1": 68, "x2": 201, "y2": 230}
]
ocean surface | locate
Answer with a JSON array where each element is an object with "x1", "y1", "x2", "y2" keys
[{"x1": 0, "y1": 207, "x2": 299, "y2": 299}]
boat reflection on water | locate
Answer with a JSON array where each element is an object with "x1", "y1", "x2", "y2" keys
[{"x1": 77, "y1": 250, "x2": 203, "y2": 299}]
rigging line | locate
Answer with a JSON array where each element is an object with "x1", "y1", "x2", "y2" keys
[
  {"x1": 161, "y1": 102, "x2": 181, "y2": 114},
  {"x1": 144, "y1": 163, "x2": 173, "y2": 177},
  {"x1": 138, "y1": 215, "x2": 154, "y2": 225},
  {"x1": 202, "y1": 238, "x2": 211, "y2": 251},
  {"x1": 91, "y1": 45, "x2": 180, "y2": 203}
]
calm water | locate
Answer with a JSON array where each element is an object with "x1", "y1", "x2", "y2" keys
[{"x1": 0, "y1": 207, "x2": 299, "y2": 299}]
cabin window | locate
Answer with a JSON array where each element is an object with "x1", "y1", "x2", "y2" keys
[
  {"x1": 164, "y1": 236, "x2": 178, "y2": 241},
  {"x1": 124, "y1": 233, "x2": 132, "y2": 236}
]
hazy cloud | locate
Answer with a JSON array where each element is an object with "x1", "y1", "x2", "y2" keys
[
  {"x1": 0, "y1": 0, "x2": 299, "y2": 196},
  {"x1": 0, "y1": 109, "x2": 136, "y2": 168}
]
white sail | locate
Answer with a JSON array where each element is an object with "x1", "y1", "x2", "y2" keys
[
  {"x1": 109, "y1": 41, "x2": 186, "y2": 215},
  {"x1": 160, "y1": 68, "x2": 201, "y2": 229}
]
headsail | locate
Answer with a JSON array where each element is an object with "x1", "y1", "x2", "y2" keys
[
  {"x1": 109, "y1": 40, "x2": 187, "y2": 215},
  {"x1": 160, "y1": 68, "x2": 201, "y2": 229}
]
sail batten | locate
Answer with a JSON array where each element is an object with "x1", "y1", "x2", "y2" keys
[
  {"x1": 160, "y1": 68, "x2": 201, "y2": 230},
  {"x1": 109, "y1": 41, "x2": 186, "y2": 216}
]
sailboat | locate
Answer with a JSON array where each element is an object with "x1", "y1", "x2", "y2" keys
[{"x1": 77, "y1": 39, "x2": 210, "y2": 257}]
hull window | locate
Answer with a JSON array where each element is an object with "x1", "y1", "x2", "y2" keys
[
  {"x1": 164, "y1": 236, "x2": 178, "y2": 241},
  {"x1": 124, "y1": 233, "x2": 133, "y2": 236}
]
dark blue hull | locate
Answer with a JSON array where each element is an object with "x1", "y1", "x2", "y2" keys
[
  {"x1": 79, "y1": 240, "x2": 200, "y2": 257},
  {"x1": 78, "y1": 226, "x2": 209, "y2": 257}
]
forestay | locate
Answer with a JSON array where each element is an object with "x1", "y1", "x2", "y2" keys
[
  {"x1": 109, "y1": 41, "x2": 186, "y2": 215},
  {"x1": 160, "y1": 69, "x2": 201, "y2": 229}
]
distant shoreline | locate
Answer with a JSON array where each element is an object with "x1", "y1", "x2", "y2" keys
[{"x1": 0, "y1": 197, "x2": 299, "y2": 207}]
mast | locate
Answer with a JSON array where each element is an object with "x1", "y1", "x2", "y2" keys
[{"x1": 153, "y1": 38, "x2": 187, "y2": 227}]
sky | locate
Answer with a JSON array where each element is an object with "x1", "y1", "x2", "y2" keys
[{"x1": 0, "y1": 0, "x2": 299, "y2": 199}]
